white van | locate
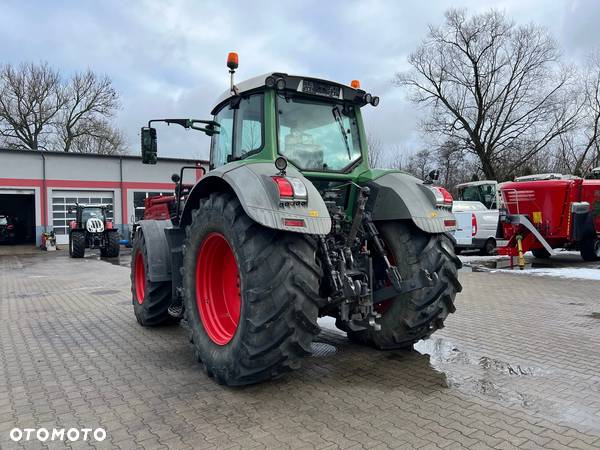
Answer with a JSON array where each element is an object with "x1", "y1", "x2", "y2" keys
[{"x1": 451, "y1": 201, "x2": 499, "y2": 255}]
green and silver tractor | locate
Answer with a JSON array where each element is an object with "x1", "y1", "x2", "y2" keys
[{"x1": 131, "y1": 53, "x2": 462, "y2": 386}]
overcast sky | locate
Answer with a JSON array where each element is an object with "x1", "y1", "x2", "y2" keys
[{"x1": 1, "y1": 0, "x2": 599, "y2": 161}]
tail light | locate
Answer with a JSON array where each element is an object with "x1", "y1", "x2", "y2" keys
[
  {"x1": 106, "y1": 221, "x2": 113, "y2": 230},
  {"x1": 272, "y1": 176, "x2": 308, "y2": 202},
  {"x1": 430, "y1": 186, "x2": 453, "y2": 207},
  {"x1": 283, "y1": 218, "x2": 306, "y2": 228},
  {"x1": 6, "y1": 224, "x2": 14, "y2": 230},
  {"x1": 471, "y1": 214, "x2": 478, "y2": 236}
]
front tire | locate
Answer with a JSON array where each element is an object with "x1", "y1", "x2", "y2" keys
[
  {"x1": 69, "y1": 231, "x2": 85, "y2": 258},
  {"x1": 100, "y1": 231, "x2": 120, "y2": 257},
  {"x1": 580, "y1": 237, "x2": 600, "y2": 262},
  {"x1": 131, "y1": 230, "x2": 175, "y2": 326},
  {"x1": 345, "y1": 221, "x2": 462, "y2": 350},
  {"x1": 183, "y1": 192, "x2": 321, "y2": 386}
]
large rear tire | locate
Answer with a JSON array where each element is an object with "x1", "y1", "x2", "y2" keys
[
  {"x1": 182, "y1": 192, "x2": 321, "y2": 386},
  {"x1": 344, "y1": 221, "x2": 462, "y2": 350},
  {"x1": 69, "y1": 231, "x2": 85, "y2": 258},
  {"x1": 580, "y1": 237, "x2": 600, "y2": 262},
  {"x1": 100, "y1": 231, "x2": 120, "y2": 258},
  {"x1": 131, "y1": 230, "x2": 175, "y2": 326}
]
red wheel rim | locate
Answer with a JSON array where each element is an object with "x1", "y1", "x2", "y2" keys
[
  {"x1": 196, "y1": 232, "x2": 241, "y2": 345},
  {"x1": 134, "y1": 251, "x2": 145, "y2": 304}
]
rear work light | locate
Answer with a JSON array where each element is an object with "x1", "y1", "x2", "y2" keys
[{"x1": 272, "y1": 176, "x2": 308, "y2": 203}]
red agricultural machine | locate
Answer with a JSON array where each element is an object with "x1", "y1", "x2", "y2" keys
[{"x1": 498, "y1": 172, "x2": 600, "y2": 265}]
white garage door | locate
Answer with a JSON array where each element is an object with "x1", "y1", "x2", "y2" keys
[{"x1": 52, "y1": 191, "x2": 114, "y2": 244}]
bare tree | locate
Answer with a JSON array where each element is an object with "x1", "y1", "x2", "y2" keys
[
  {"x1": 59, "y1": 69, "x2": 120, "y2": 153},
  {"x1": 0, "y1": 62, "x2": 124, "y2": 154},
  {"x1": 367, "y1": 133, "x2": 385, "y2": 168},
  {"x1": 556, "y1": 51, "x2": 600, "y2": 175},
  {"x1": 405, "y1": 149, "x2": 432, "y2": 180},
  {"x1": 0, "y1": 62, "x2": 64, "y2": 150},
  {"x1": 70, "y1": 119, "x2": 126, "y2": 155},
  {"x1": 388, "y1": 144, "x2": 407, "y2": 170},
  {"x1": 396, "y1": 9, "x2": 577, "y2": 180}
]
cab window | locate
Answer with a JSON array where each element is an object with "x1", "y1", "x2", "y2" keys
[
  {"x1": 235, "y1": 94, "x2": 263, "y2": 157},
  {"x1": 210, "y1": 105, "x2": 234, "y2": 169},
  {"x1": 210, "y1": 94, "x2": 264, "y2": 169}
]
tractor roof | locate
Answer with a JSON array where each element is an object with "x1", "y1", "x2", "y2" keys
[
  {"x1": 212, "y1": 72, "x2": 363, "y2": 112},
  {"x1": 514, "y1": 173, "x2": 580, "y2": 182}
]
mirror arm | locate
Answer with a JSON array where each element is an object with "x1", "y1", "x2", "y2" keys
[
  {"x1": 189, "y1": 120, "x2": 221, "y2": 135},
  {"x1": 147, "y1": 119, "x2": 220, "y2": 135}
]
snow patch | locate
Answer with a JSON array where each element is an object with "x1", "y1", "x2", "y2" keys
[
  {"x1": 494, "y1": 267, "x2": 600, "y2": 281},
  {"x1": 459, "y1": 254, "x2": 505, "y2": 263},
  {"x1": 317, "y1": 316, "x2": 345, "y2": 335}
]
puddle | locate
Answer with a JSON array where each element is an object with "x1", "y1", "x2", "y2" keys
[
  {"x1": 414, "y1": 338, "x2": 547, "y2": 407},
  {"x1": 85, "y1": 248, "x2": 131, "y2": 268},
  {"x1": 467, "y1": 259, "x2": 553, "y2": 271},
  {"x1": 415, "y1": 338, "x2": 544, "y2": 376}
]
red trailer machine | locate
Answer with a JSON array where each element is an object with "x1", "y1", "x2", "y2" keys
[{"x1": 498, "y1": 173, "x2": 600, "y2": 265}]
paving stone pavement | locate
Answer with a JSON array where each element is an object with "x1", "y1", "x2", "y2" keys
[{"x1": 1, "y1": 250, "x2": 600, "y2": 449}]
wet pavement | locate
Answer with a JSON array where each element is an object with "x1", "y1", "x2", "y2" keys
[{"x1": 1, "y1": 249, "x2": 600, "y2": 448}]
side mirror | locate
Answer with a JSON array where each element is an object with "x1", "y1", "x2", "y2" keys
[
  {"x1": 428, "y1": 169, "x2": 440, "y2": 181},
  {"x1": 171, "y1": 173, "x2": 181, "y2": 183},
  {"x1": 141, "y1": 127, "x2": 157, "y2": 164}
]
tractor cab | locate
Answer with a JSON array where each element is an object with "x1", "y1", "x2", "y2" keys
[
  {"x1": 205, "y1": 72, "x2": 378, "y2": 176},
  {"x1": 141, "y1": 54, "x2": 379, "y2": 183},
  {"x1": 70, "y1": 204, "x2": 111, "y2": 231},
  {"x1": 455, "y1": 180, "x2": 501, "y2": 210}
]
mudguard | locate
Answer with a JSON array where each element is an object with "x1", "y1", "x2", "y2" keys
[
  {"x1": 136, "y1": 219, "x2": 172, "y2": 282},
  {"x1": 365, "y1": 172, "x2": 455, "y2": 234},
  {"x1": 180, "y1": 162, "x2": 332, "y2": 234}
]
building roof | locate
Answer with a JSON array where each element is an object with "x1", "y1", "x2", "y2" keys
[{"x1": 0, "y1": 147, "x2": 208, "y2": 165}]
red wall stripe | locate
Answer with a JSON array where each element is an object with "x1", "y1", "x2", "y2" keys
[
  {"x1": 0, "y1": 178, "x2": 174, "y2": 190},
  {"x1": 0, "y1": 178, "x2": 177, "y2": 226}
]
